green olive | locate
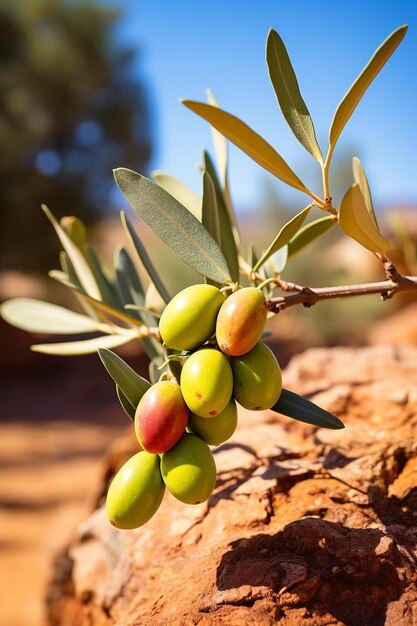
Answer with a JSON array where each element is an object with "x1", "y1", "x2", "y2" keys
[
  {"x1": 161, "y1": 433, "x2": 216, "y2": 504},
  {"x1": 188, "y1": 399, "x2": 238, "y2": 446},
  {"x1": 106, "y1": 451, "x2": 165, "y2": 529},
  {"x1": 232, "y1": 342, "x2": 282, "y2": 410},
  {"x1": 180, "y1": 348, "x2": 233, "y2": 417},
  {"x1": 159, "y1": 284, "x2": 225, "y2": 350}
]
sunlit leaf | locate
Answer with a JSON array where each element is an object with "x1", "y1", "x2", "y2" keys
[
  {"x1": 98, "y1": 348, "x2": 151, "y2": 408},
  {"x1": 41, "y1": 205, "x2": 101, "y2": 300},
  {"x1": 203, "y1": 151, "x2": 240, "y2": 281},
  {"x1": 152, "y1": 171, "x2": 201, "y2": 220},
  {"x1": 201, "y1": 170, "x2": 221, "y2": 248},
  {"x1": 1, "y1": 298, "x2": 104, "y2": 334},
  {"x1": 114, "y1": 246, "x2": 145, "y2": 320},
  {"x1": 352, "y1": 157, "x2": 378, "y2": 231},
  {"x1": 273, "y1": 388, "x2": 345, "y2": 429},
  {"x1": 60, "y1": 216, "x2": 87, "y2": 251},
  {"x1": 339, "y1": 183, "x2": 390, "y2": 255},
  {"x1": 253, "y1": 205, "x2": 312, "y2": 271},
  {"x1": 120, "y1": 212, "x2": 171, "y2": 304},
  {"x1": 32, "y1": 333, "x2": 135, "y2": 355},
  {"x1": 328, "y1": 26, "x2": 407, "y2": 161},
  {"x1": 287, "y1": 215, "x2": 336, "y2": 258},
  {"x1": 116, "y1": 385, "x2": 136, "y2": 421},
  {"x1": 267, "y1": 245, "x2": 288, "y2": 274},
  {"x1": 49, "y1": 271, "x2": 145, "y2": 327},
  {"x1": 182, "y1": 101, "x2": 310, "y2": 195},
  {"x1": 115, "y1": 169, "x2": 232, "y2": 284},
  {"x1": 266, "y1": 29, "x2": 323, "y2": 162},
  {"x1": 84, "y1": 246, "x2": 122, "y2": 309}
]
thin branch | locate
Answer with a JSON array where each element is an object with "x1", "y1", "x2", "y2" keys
[{"x1": 267, "y1": 275, "x2": 417, "y2": 313}]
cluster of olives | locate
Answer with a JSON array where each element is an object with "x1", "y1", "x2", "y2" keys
[{"x1": 106, "y1": 284, "x2": 282, "y2": 530}]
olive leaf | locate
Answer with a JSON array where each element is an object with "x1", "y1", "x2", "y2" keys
[
  {"x1": 98, "y1": 348, "x2": 151, "y2": 408},
  {"x1": 42, "y1": 204, "x2": 101, "y2": 300},
  {"x1": 203, "y1": 151, "x2": 240, "y2": 281},
  {"x1": 201, "y1": 170, "x2": 221, "y2": 249},
  {"x1": 152, "y1": 171, "x2": 201, "y2": 220},
  {"x1": 114, "y1": 169, "x2": 232, "y2": 285},
  {"x1": 32, "y1": 333, "x2": 136, "y2": 356},
  {"x1": 182, "y1": 101, "x2": 310, "y2": 195},
  {"x1": 352, "y1": 157, "x2": 378, "y2": 231},
  {"x1": 84, "y1": 246, "x2": 122, "y2": 309},
  {"x1": 266, "y1": 29, "x2": 323, "y2": 163},
  {"x1": 339, "y1": 183, "x2": 390, "y2": 255},
  {"x1": 287, "y1": 215, "x2": 336, "y2": 258},
  {"x1": 253, "y1": 205, "x2": 312, "y2": 272},
  {"x1": 49, "y1": 271, "x2": 145, "y2": 327},
  {"x1": 1, "y1": 298, "x2": 105, "y2": 334},
  {"x1": 116, "y1": 385, "x2": 136, "y2": 421},
  {"x1": 328, "y1": 25, "x2": 407, "y2": 162},
  {"x1": 273, "y1": 388, "x2": 345, "y2": 429},
  {"x1": 266, "y1": 246, "x2": 288, "y2": 275},
  {"x1": 121, "y1": 212, "x2": 171, "y2": 304}
]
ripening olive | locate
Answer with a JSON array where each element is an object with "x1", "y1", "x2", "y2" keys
[
  {"x1": 232, "y1": 342, "x2": 282, "y2": 411},
  {"x1": 188, "y1": 399, "x2": 238, "y2": 446},
  {"x1": 216, "y1": 287, "x2": 267, "y2": 356},
  {"x1": 135, "y1": 381, "x2": 189, "y2": 454},
  {"x1": 180, "y1": 348, "x2": 233, "y2": 417},
  {"x1": 159, "y1": 284, "x2": 225, "y2": 350},
  {"x1": 106, "y1": 451, "x2": 165, "y2": 529},
  {"x1": 161, "y1": 433, "x2": 216, "y2": 504}
]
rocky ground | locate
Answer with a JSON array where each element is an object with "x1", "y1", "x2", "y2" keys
[{"x1": 45, "y1": 345, "x2": 417, "y2": 626}]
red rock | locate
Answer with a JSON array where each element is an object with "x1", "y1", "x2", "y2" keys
[{"x1": 47, "y1": 346, "x2": 417, "y2": 625}]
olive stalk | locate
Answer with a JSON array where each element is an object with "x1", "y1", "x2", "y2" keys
[{"x1": 267, "y1": 273, "x2": 417, "y2": 314}]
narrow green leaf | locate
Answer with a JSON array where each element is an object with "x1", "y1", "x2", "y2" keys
[
  {"x1": 287, "y1": 215, "x2": 336, "y2": 258},
  {"x1": 339, "y1": 183, "x2": 390, "y2": 255},
  {"x1": 32, "y1": 333, "x2": 135, "y2": 356},
  {"x1": 49, "y1": 271, "x2": 145, "y2": 327},
  {"x1": 1, "y1": 298, "x2": 104, "y2": 334},
  {"x1": 206, "y1": 89, "x2": 228, "y2": 188},
  {"x1": 116, "y1": 385, "x2": 136, "y2": 421},
  {"x1": 149, "y1": 355, "x2": 166, "y2": 385},
  {"x1": 253, "y1": 205, "x2": 312, "y2": 271},
  {"x1": 352, "y1": 157, "x2": 378, "y2": 231},
  {"x1": 273, "y1": 388, "x2": 345, "y2": 430},
  {"x1": 41, "y1": 205, "x2": 101, "y2": 300},
  {"x1": 152, "y1": 171, "x2": 201, "y2": 220},
  {"x1": 121, "y1": 212, "x2": 171, "y2": 304},
  {"x1": 266, "y1": 29, "x2": 323, "y2": 162},
  {"x1": 328, "y1": 26, "x2": 407, "y2": 160},
  {"x1": 182, "y1": 101, "x2": 310, "y2": 195},
  {"x1": 114, "y1": 246, "x2": 145, "y2": 318},
  {"x1": 115, "y1": 169, "x2": 232, "y2": 285},
  {"x1": 203, "y1": 152, "x2": 240, "y2": 282},
  {"x1": 201, "y1": 171, "x2": 221, "y2": 249},
  {"x1": 266, "y1": 246, "x2": 288, "y2": 275},
  {"x1": 84, "y1": 246, "x2": 122, "y2": 311},
  {"x1": 98, "y1": 348, "x2": 151, "y2": 408}
]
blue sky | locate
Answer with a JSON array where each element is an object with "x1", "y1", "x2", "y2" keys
[{"x1": 109, "y1": 0, "x2": 417, "y2": 212}]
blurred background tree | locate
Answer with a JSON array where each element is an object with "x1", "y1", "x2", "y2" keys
[{"x1": 0, "y1": 0, "x2": 153, "y2": 272}]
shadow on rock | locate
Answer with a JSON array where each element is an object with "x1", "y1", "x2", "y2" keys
[{"x1": 216, "y1": 518, "x2": 405, "y2": 626}]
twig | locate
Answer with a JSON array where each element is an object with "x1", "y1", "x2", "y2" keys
[{"x1": 267, "y1": 275, "x2": 417, "y2": 313}]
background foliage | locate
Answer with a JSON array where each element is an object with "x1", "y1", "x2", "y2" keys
[{"x1": 0, "y1": 0, "x2": 152, "y2": 272}]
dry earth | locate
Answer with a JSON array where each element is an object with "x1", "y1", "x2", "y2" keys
[{"x1": 46, "y1": 345, "x2": 417, "y2": 626}]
